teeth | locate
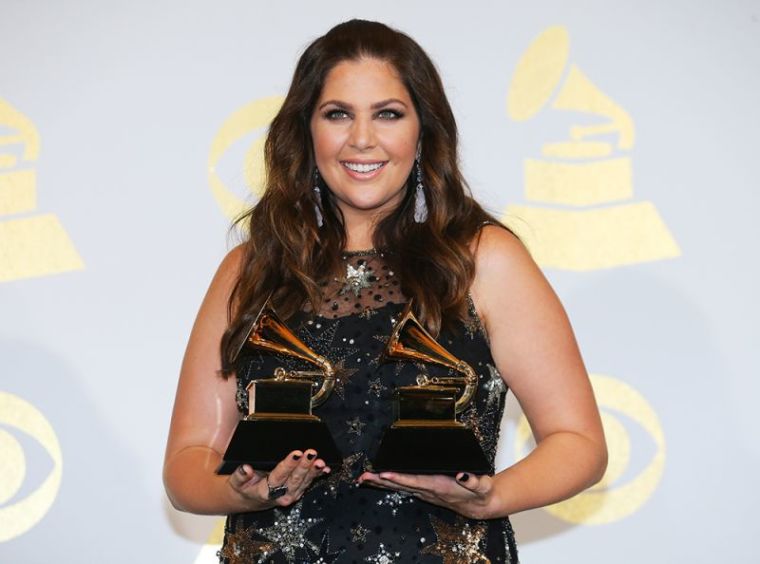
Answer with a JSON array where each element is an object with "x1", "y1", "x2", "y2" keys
[{"x1": 343, "y1": 162, "x2": 384, "y2": 173}]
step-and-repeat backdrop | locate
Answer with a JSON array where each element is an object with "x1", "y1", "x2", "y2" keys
[{"x1": 2, "y1": 1, "x2": 758, "y2": 562}]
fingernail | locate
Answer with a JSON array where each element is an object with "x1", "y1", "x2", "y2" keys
[
  {"x1": 306, "y1": 453, "x2": 316, "y2": 460},
  {"x1": 292, "y1": 454, "x2": 302, "y2": 461},
  {"x1": 315, "y1": 463, "x2": 324, "y2": 470},
  {"x1": 458, "y1": 473, "x2": 470, "y2": 482},
  {"x1": 238, "y1": 466, "x2": 247, "y2": 476}
]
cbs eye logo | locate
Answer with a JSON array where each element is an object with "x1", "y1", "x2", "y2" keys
[
  {"x1": 0, "y1": 391, "x2": 62, "y2": 541},
  {"x1": 208, "y1": 96, "x2": 284, "y2": 221},
  {"x1": 514, "y1": 374, "x2": 665, "y2": 524}
]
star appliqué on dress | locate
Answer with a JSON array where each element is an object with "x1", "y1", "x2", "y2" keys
[
  {"x1": 351, "y1": 523, "x2": 371, "y2": 543},
  {"x1": 421, "y1": 515, "x2": 490, "y2": 564},
  {"x1": 315, "y1": 451, "x2": 364, "y2": 498},
  {"x1": 340, "y1": 263, "x2": 373, "y2": 297},
  {"x1": 218, "y1": 525, "x2": 276, "y2": 564},
  {"x1": 346, "y1": 416, "x2": 366, "y2": 439},
  {"x1": 308, "y1": 530, "x2": 344, "y2": 563},
  {"x1": 484, "y1": 364, "x2": 506, "y2": 409},
  {"x1": 258, "y1": 500, "x2": 322, "y2": 563},
  {"x1": 333, "y1": 359, "x2": 360, "y2": 399},
  {"x1": 364, "y1": 542, "x2": 401, "y2": 563},
  {"x1": 368, "y1": 377, "x2": 387, "y2": 398}
]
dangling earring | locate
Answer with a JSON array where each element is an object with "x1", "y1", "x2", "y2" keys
[
  {"x1": 313, "y1": 169, "x2": 324, "y2": 227},
  {"x1": 413, "y1": 158, "x2": 428, "y2": 223}
]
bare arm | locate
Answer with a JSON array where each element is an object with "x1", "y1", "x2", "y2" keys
[
  {"x1": 469, "y1": 225, "x2": 607, "y2": 516},
  {"x1": 359, "y1": 226, "x2": 607, "y2": 518},
  {"x1": 163, "y1": 248, "x2": 329, "y2": 515}
]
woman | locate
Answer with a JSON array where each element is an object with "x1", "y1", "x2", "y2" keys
[{"x1": 164, "y1": 19, "x2": 607, "y2": 563}]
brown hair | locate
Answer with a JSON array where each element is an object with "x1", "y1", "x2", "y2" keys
[{"x1": 220, "y1": 19, "x2": 502, "y2": 373}]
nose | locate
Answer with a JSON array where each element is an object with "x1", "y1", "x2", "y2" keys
[{"x1": 347, "y1": 115, "x2": 375, "y2": 151}]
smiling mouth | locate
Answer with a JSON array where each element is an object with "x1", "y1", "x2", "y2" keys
[{"x1": 341, "y1": 161, "x2": 386, "y2": 173}]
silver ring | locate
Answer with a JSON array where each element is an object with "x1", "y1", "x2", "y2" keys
[{"x1": 266, "y1": 475, "x2": 288, "y2": 500}]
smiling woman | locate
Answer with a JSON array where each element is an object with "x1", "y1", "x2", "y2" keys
[
  {"x1": 164, "y1": 19, "x2": 606, "y2": 564},
  {"x1": 311, "y1": 58, "x2": 421, "y2": 231}
]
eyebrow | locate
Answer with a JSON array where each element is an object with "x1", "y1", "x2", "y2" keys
[{"x1": 317, "y1": 98, "x2": 409, "y2": 111}]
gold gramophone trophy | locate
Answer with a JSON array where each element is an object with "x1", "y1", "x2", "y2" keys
[
  {"x1": 372, "y1": 303, "x2": 491, "y2": 475},
  {"x1": 216, "y1": 302, "x2": 341, "y2": 474}
]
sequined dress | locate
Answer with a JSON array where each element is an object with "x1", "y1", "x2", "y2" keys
[{"x1": 220, "y1": 251, "x2": 519, "y2": 563}]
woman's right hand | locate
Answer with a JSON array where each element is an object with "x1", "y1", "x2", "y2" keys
[{"x1": 228, "y1": 449, "x2": 331, "y2": 510}]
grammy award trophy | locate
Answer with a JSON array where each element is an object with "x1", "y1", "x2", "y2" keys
[
  {"x1": 372, "y1": 303, "x2": 491, "y2": 475},
  {"x1": 216, "y1": 302, "x2": 341, "y2": 474}
]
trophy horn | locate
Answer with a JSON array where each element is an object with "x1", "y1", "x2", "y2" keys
[
  {"x1": 236, "y1": 301, "x2": 335, "y2": 408},
  {"x1": 384, "y1": 302, "x2": 477, "y2": 413}
]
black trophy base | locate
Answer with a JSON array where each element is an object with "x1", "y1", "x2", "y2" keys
[
  {"x1": 216, "y1": 418, "x2": 342, "y2": 475},
  {"x1": 372, "y1": 425, "x2": 491, "y2": 476}
]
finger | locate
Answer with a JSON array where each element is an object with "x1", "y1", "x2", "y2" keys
[
  {"x1": 286, "y1": 449, "x2": 320, "y2": 490},
  {"x1": 267, "y1": 451, "x2": 304, "y2": 487},
  {"x1": 455, "y1": 472, "x2": 491, "y2": 495},
  {"x1": 361, "y1": 474, "x2": 424, "y2": 496},
  {"x1": 291, "y1": 458, "x2": 330, "y2": 496},
  {"x1": 377, "y1": 472, "x2": 436, "y2": 494},
  {"x1": 230, "y1": 465, "x2": 257, "y2": 487},
  {"x1": 357, "y1": 477, "x2": 396, "y2": 492},
  {"x1": 228, "y1": 465, "x2": 266, "y2": 499}
]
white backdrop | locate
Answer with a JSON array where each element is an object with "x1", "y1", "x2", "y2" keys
[{"x1": 2, "y1": 1, "x2": 759, "y2": 562}]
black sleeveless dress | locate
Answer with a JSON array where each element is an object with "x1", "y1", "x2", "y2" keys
[{"x1": 220, "y1": 251, "x2": 519, "y2": 563}]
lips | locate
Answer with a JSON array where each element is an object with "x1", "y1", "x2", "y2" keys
[{"x1": 341, "y1": 161, "x2": 387, "y2": 174}]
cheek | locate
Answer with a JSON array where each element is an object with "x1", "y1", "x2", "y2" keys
[
  {"x1": 380, "y1": 127, "x2": 420, "y2": 160},
  {"x1": 311, "y1": 126, "x2": 343, "y2": 162}
]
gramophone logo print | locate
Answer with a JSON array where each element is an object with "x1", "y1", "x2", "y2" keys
[
  {"x1": 505, "y1": 26, "x2": 680, "y2": 270},
  {"x1": 0, "y1": 98, "x2": 83, "y2": 282},
  {"x1": 505, "y1": 26, "x2": 672, "y2": 524}
]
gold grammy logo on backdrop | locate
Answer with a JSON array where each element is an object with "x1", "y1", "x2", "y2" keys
[
  {"x1": 504, "y1": 26, "x2": 680, "y2": 270},
  {"x1": 0, "y1": 391, "x2": 63, "y2": 541},
  {"x1": 0, "y1": 98, "x2": 84, "y2": 283},
  {"x1": 505, "y1": 27, "x2": 671, "y2": 525},
  {"x1": 208, "y1": 96, "x2": 284, "y2": 221}
]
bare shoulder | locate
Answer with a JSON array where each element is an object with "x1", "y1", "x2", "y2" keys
[
  {"x1": 212, "y1": 244, "x2": 246, "y2": 292},
  {"x1": 470, "y1": 225, "x2": 547, "y2": 315},
  {"x1": 471, "y1": 224, "x2": 534, "y2": 277}
]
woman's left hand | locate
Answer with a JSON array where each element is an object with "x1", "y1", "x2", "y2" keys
[{"x1": 357, "y1": 471, "x2": 496, "y2": 520}]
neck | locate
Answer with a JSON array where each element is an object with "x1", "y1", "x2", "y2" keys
[{"x1": 342, "y1": 212, "x2": 377, "y2": 252}]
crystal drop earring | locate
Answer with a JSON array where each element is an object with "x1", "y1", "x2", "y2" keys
[
  {"x1": 413, "y1": 158, "x2": 428, "y2": 223},
  {"x1": 313, "y1": 169, "x2": 324, "y2": 227}
]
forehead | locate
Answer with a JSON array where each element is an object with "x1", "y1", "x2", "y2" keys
[{"x1": 318, "y1": 58, "x2": 411, "y2": 102}]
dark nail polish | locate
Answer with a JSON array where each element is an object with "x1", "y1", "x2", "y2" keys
[
  {"x1": 458, "y1": 473, "x2": 470, "y2": 482},
  {"x1": 306, "y1": 453, "x2": 316, "y2": 460},
  {"x1": 292, "y1": 454, "x2": 302, "y2": 461}
]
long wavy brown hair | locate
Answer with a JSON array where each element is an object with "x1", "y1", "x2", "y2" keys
[{"x1": 220, "y1": 19, "x2": 503, "y2": 374}]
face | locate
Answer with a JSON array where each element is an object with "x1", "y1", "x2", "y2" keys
[{"x1": 310, "y1": 57, "x2": 421, "y2": 223}]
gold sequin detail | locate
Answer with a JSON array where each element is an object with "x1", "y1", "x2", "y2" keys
[
  {"x1": 333, "y1": 359, "x2": 360, "y2": 399},
  {"x1": 421, "y1": 515, "x2": 490, "y2": 564},
  {"x1": 219, "y1": 525, "x2": 276, "y2": 564}
]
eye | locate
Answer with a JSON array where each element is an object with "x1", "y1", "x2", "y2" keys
[
  {"x1": 324, "y1": 109, "x2": 350, "y2": 120},
  {"x1": 377, "y1": 109, "x2": 404, "y2": 120}
]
